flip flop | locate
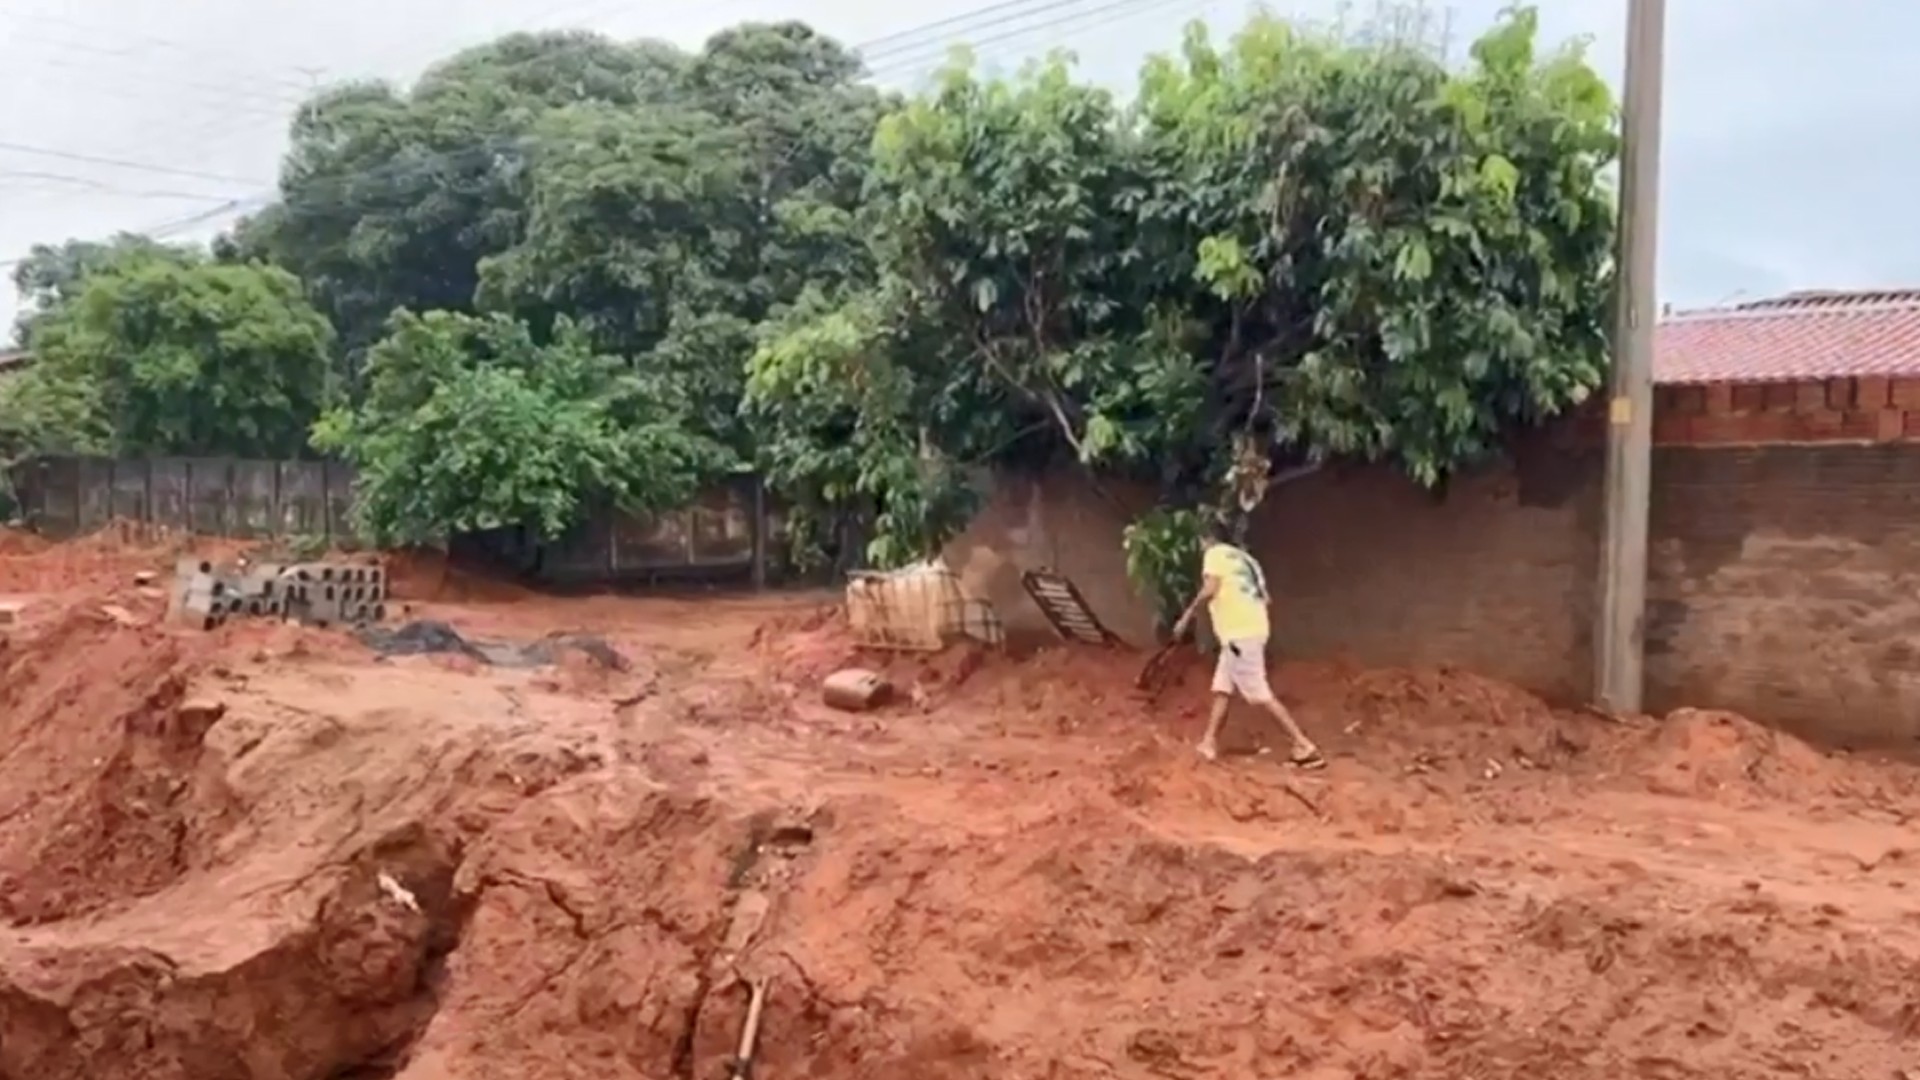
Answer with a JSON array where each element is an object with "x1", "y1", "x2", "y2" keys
[{"x1": 1290, "y1": 749, "x2": 1328, "y2": 771}]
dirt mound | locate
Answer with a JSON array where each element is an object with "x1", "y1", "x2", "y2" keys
[
  {"x1": 751, "y1": 603, "x2": 859, "y2": 679},
  {"x1": 384, "y1": 547, "x2": 537, "y2": 604},
  {"x1": 2, "y1": 590, "x2": 1918, "y2": 1080},
  {"x1": 0, "y1": 523, "x2": 191, "y2": 594},
  {"x1": 0, "y1": 609, "x2": 235, "y2": 922},
  {"x1": 1630, "y1": 706, "x2": 1913, "y2": 811},
  {"x1": 392, "y1": 787, "x2": 1920, "y2": 1080},
  {"x1": 0, "y1": 825, "x2": 463, "y2": 1080},
  {"x1": 394, "y1": 780, "x2": 744, "y2": 1078},
  {"x1": 0, "y1": 527, "x2": 49, "y2": 556}
]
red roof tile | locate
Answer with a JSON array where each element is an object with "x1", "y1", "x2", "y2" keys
[{"x1": 1655, "y1": 289, "x2": 1920, "y2": 385}]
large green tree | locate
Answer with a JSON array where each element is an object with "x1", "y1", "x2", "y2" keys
[
  {"x1": 746, "y1": 7, "x2": 1617, "y2": 604},
  {"x1": 311, "y1": 310, "x2": 724, "y2": 544},
  {"x1": 230, "y1": 23, "x2": 890, "y2": 439},
  {"x1": 8, "y1": 234, "x2": 197, "y2": 346},
  {"x1": 476, "y1": 21, "x2": 892, "y2": 453},
  {"x1": 3, "y1": 251, "x2": 335, "y2": 459},
  {"x1": 210, "y1": 21, "x2": 894, "y2": 546},
  {"x1": 223, "y1": 30, "x2": 693, "y2": 362}
]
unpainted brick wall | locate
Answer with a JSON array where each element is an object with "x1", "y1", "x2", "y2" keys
[
  {"x1": 1246, "y1": 443, "x2": 1601, "y2": 704},
  {"x1": 1654, "y1": 375, "x2": 1920, "y2": 445},
  {"x1": 1647, "y1": 445, "x2": 1920, "y2": 748},
  {"x1": 962, "y1": 383, "x2": 1920, "y2": 749}
]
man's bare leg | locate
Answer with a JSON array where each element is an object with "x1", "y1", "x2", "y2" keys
[
  {"x1": 1257, "y1": 697, "x2": 1321, "y2": 763},
  {"x1": 1197, "y1": 693, "x2": 1231, "y2": 760}
]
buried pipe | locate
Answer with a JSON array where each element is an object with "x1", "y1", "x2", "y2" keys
[{"x1": 727, "y1": 978, "x2": 770, "y2": 1080}]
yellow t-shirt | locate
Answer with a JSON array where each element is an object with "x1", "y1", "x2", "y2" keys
[{"x1": 1204, "y1": 542, "x2": 1270, "y2": 642}]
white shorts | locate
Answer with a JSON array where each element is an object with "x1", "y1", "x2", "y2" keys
[{"x1": 1211, "y1": 637, "x2": 1273, "y2": 702}]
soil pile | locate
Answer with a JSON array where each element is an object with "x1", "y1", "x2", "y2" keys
[
  {"x1": 0, "y1": 607, "x2": 228, "y2": 923},
  {"x1": 0, "y1": 607, "x2": 596, "y2": 1079},
  {"x1": 0, "y1": 527, "x2": 49, "y2": 556},
  {"x1": 0, "y1": 584, "x2": 1915, "y2": 1079}
]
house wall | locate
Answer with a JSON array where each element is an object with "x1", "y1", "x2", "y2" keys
[{"x1": 947, "y1": 376, "x2": 1920, "y2": 750}]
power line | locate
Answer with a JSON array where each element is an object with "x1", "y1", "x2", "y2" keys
[
  {"x1": 7, "y1": 29, "x2": 311, "y2": 105},
  {"x1": 41, "y1": 0, "x2": 1148, "y2": 190},
  {"x1": 868, "y1": 0, "x2": 1208, "y2": 79},
  {"x1": 0, "y1": 198, "x2": 264, "y2": 273},
  {"x1": 0, "y1": 0, "x2": 1214, "y2": 268},
  {"x1": 18, "y1": 55, "x2": 294, "y2": 122},
  {"x1": 0, "y1": 170, "x2": 250, "y2": 203},
  {"x1": 0, "y1": 141, "x2": 269, "y2": 188},
  {"x1": 3, "y1": 10, "x2": 319, "y2": 94},
  {"x1": 860, "y1": 0, "x2": 1084, "y2": 53},
  {"x1": 147, "y1": 198, "x2": 272, "y2": 240}
]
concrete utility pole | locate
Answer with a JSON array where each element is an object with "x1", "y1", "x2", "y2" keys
[{"x1": 1594, "y1": 0, "x2": 1667, "y2": 713}]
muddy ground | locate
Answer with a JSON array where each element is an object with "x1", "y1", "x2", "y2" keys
[{"x1": 0, "y1": 528, "x2": 1916, "y2": 1079}]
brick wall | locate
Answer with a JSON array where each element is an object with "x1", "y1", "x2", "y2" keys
[
  {"x1": 1646, "y1": 444, "x2": 1920, "y2": 748},
  {"x1": 951, "y1": 382, "x2": 1920, "y2": 750},
  {"x1": 1654, "y1": 375, "x2": 1920, "y2": 445}
]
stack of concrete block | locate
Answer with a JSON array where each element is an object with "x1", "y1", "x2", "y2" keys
[
  {"x1": 169, "y1": 558, "x2": 387, "y2": 631},
  {"x1": 169, "y1": 558, "x2": 274, "y2": 630},
  {"x1": 276, "y1": 561, "x2": 388, "y2": 629}
]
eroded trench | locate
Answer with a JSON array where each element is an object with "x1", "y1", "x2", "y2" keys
[
  {"x1": 5, "y1": 610, "x2": 1920, "y2": 1080},
  {"x1": 0, "y1": 644, "x2": 846, "y2": 1080}
]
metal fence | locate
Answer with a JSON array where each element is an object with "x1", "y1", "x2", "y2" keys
[
  {"x1": 448, "y1": 473, "x2": 776, "y2": 586},
  {"x1": 5, "y1": 454, "x2": 780, "y2": 586},
  {"x1": 7, "y1": 455, "x2": 354, "y2": 540}
]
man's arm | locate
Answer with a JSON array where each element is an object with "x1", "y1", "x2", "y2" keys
[{"x1": 1170, "y1": 573, "x2": 1220, "y2": 640}]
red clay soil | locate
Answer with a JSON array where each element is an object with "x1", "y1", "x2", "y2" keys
[
  {"x1": 0, "y1": 527, "x2": 50, "y2": 557},
  {"x1": 0, "y1": 568, "x2": 1916, "y2": 1079}
]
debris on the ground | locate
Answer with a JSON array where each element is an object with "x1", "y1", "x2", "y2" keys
[
  {"x1": 356, "y1": 619, "x2": 489, "y2": 661},
  {"x1": 356, "y1": 620, "x2": 632, "y2": 676},
  {"x1": 1022, "y1": 569, "x2": 1116, "y2": 646},
  {"x1": 822, "y1": 667, "x2": 891, "y2": 711},
  {"x1": 0, "y1": 599, "x2": 21, "y2": 627},
  {"x1": 847, "y1": 560, "x2": 1005, "y2": 651},
  {"x1": 176, "y1": 698, "x2": 226, "y2": 726},
  {"x1": 516, "y1": 632, "x2": 628, "y2": 670},
  {"x1": 377, "y1": 872, "x2": 421, "y2": 914},
  {"x1": 3, "y1": 534, "x2": 1919, "y2": 1080},
  {"x1": 1135, "y1": 641, "x2": 1181, "y2": 691},
  {"x1": 99, "y1": 604, "x2": 138, "y2": 627},
  {"x1": 727, "y1": 979, "x2": 769, "y2": 1080},
  {"x1": 170, "y1": 557, "x2": 390, "y2": 631}
]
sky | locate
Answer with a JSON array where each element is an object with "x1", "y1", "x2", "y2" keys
[{"x1": 3, "y1": 0, "x2": 1918, "y2": 340}]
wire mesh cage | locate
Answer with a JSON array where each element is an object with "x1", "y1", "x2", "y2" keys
[{"x1": 846, "y1": 561, "x2": 1004, "y2": 651}]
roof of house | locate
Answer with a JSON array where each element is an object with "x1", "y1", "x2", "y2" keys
[
  {"x1": 0, "y1": 349, "x2": 27, "y2": 373},
  {"x1": 1655, "y1": 289, "x2": 1920, "y2": 385}
]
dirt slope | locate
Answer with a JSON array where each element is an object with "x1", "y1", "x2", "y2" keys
[{"x1": 0, "y1": 570, "x2": 1916, "y2": 1079}]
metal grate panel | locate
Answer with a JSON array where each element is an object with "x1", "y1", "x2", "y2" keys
[{"x1": 1020, "y1": 569, "x2": 1115, "y2": 646}]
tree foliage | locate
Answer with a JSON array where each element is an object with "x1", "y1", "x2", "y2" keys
[
  {"x1": 11, "y1": 8, "x2": 1617, "y2": 595},
  {"x1": 746, "y1": 6, "x2": 1617, "y2": 595},
  {"x1": 2, "y1": 250, "x2": 335, "y2": 460},
  {"x1": 222, "y1": 31, "x2": 693, "y2": 361},
  {"x1": 9, "y1": 234, "x2": 197, "y2": 346},
  {"x1": 227, "y1": 22, "x2": 888, "y2": 455},
  {"x1": 311, "y1": 310, "x2": 723, "y2": 544},
  {"x1": 205, "y1": 21, "x2": 894, "y2": 544}
]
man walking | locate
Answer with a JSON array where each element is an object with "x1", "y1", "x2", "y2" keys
[{"x1": 1170, "y1": 520, "x2": 1325, "y2": 768}]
